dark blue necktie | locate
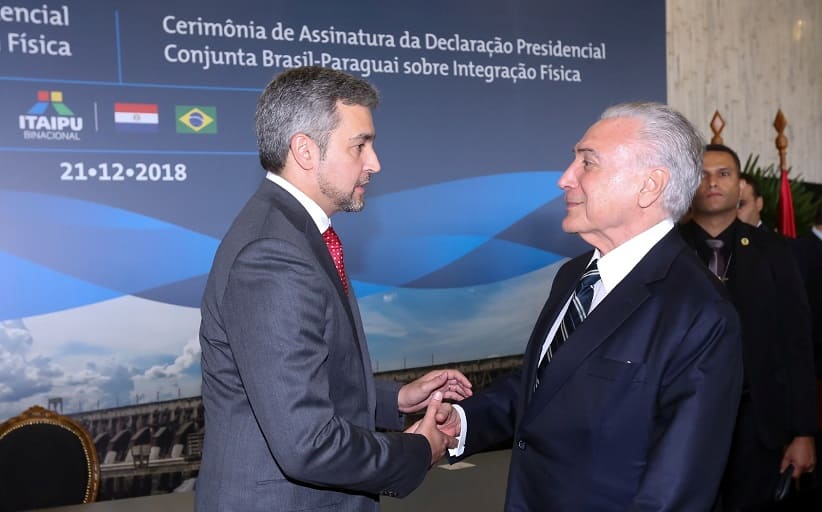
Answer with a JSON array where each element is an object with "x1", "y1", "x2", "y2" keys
[{"x1": 536, "y1": 260, "x2": 601, "y2": 388}]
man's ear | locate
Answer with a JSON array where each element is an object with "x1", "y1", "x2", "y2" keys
[
  {"x1": 755, "y1": 195, "x2": 764, "y2": 213},
  {"x1": 638, "y1": 168, "x2": 668, "y2": 208},
  {"x1": 290, "y1": 133, "x2": 316, "y2": 170}
]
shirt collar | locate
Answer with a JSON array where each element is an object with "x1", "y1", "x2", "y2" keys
[
  {"x1": 813, "y1": 226, "x2": 822, "y2": 241},
  {"x1": 593, "y1": 219, "x2": 675, "y2": 293},
  {"x1": 691, "y1": 220, "x2": 736, "y2": 246},
  {"x1": 266, "y1": 171, "x2": 330, "y2": 233}
]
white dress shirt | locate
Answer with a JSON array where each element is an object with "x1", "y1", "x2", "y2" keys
[{"x1": 267, "y1": 171, "x2": 330, "y2": 234}]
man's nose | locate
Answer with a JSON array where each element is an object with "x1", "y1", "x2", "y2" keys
[
  {"x1": 557, "y1": 162, "x2": 577, "y2": 189},
  {"x1": 367, "y1": 148, "x2": 381, "y2": 174}
]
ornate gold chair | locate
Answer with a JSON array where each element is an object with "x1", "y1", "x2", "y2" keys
[{"x1": 0, "y1": 405, "x2": 100, "y2": 511}]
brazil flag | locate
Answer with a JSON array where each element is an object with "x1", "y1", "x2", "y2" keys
[{"x1": 176, "y1": 106, "x2": 217, "y2": 134}]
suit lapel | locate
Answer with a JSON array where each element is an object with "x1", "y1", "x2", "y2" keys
[
  {"x1": 306, "y1": 225, "x2": 376, "y2": 401},
  {"x1": 262, "y1": 180, "x2": 376, "y2": 412},
  {"x1": 523, "y1": 231, "x2": 682, "y2": 423},
  {"x1": 306, "y1": 222, "x2": 353, "y2": 308},
  {"x1": 348, "y1": 288, "x2": 377, "y2": 415},
  {"x1": 520, "y1": 255, "x2": 589, "y2": 407},
  {"x1": 726, "y1": 220, "x2": 761, "y2": 302},
  {"x1": 677, "y1": 221, "x2": 698, "y2": 249},
  {"x1": 262, "y1": 180, "x2": 359, "y2": 335}
]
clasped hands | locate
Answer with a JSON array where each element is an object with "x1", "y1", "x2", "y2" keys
[{"x1": 398, "y1": 370, "x2": 470, "y2": 467}]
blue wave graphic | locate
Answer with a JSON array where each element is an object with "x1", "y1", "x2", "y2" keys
[
  {"x1": 0, "y1": 250, "x2": 121, "y2": 319},
  {"x1": 1, "y1": 171, "x2": 566, "y2": 318},
  {"x1": 342, "y1": 171, "x2": 565, "y2": 289},
  {"x1": 0, "y1": 191, "x2": 219, "y2": 319}
]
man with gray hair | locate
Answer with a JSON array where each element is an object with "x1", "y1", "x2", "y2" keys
[
  {"x1": 442, "y1": 102, "x2": 743, "y2": 510},
  {"x1": 197, "y1": 66, "x2": 472, "y2": 511}
]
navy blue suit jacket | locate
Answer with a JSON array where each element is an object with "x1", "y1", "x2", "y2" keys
[{"x1": 455, "y1": 230, "x2": 743, "y2": 511}]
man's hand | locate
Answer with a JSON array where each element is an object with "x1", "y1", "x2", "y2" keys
[
  {"x1": 781, "y1": 436, "x2": 816, "y2": 478},
  {"x1": 397, "y1": 370, "x2": 472, "y2": 414},
  {"x1": 405, "y1": 392, "x2": 457, "y2": 467},
  {"x1": 433, "y1": 402, "x2": 461, "y2": 438}
]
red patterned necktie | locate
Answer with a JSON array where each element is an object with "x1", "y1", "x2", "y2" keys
[{"x1": 322, "y1": 226, "x2": 349, "y2": 295}]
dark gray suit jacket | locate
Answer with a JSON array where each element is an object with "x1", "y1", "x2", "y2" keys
[{"x1": 197, "y1": 179, "x2": 429, "y2": 511}]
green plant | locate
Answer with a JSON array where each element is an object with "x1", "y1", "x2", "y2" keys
[{"x1": 742, "y1": 154, "x2": 821, "y2": 236}]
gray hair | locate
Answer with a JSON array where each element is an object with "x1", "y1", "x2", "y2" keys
[
  {"x1": 601, "y1": 102, "x2": 703, "y2": 220},
  {"x1": 255, "y1": 66, "x2": 379, "y2": 173}
]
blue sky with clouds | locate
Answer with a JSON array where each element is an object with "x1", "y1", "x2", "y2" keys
[{"x1": 0, "y1": 259, "x2": 567, "y2": 420}]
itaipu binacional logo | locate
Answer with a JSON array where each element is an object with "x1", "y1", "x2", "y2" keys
[
  {"x1": 176, "y1": 105, "x2": 217, "y2": 134},
  {"x1": 18, "y1": 90, "x2": 83, "y2": 141}
]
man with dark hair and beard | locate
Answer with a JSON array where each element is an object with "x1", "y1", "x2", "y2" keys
[{"x1": 197, "y1": 66, "x2": 472, "y2": 512}]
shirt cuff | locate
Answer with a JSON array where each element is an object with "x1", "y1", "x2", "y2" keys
[{"x1": 448, "y1": 404, "x2": 468, "y2": 457}]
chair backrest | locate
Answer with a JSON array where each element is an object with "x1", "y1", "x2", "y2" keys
[{"x1": 0, "y1": 405, "x2": 100, "y2": 511}]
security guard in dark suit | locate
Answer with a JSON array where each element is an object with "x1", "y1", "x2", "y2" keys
[{"x1": 680, "y1": 144, "x2": 817, "y2": 510}]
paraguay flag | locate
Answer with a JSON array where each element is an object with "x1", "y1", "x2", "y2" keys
[{"x1": 114, "y1": 103, "x2": 159, "y2": 132}]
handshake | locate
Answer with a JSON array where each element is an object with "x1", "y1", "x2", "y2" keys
[{"x1": 397, "y1": 370, "x2": 472, "y2": 467}]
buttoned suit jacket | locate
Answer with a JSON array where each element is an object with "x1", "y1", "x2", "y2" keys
[
  {"x1": 455, "y1": 230, "x2": 743, "y2": 511},
  {"x1": 197, "y1": 179, "x2": 429, "y2": 512},
  {"x1": 680, "y1": 220, "x2": 817, "y2": 447}
]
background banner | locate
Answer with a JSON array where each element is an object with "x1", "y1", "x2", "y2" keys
[{"x1": 0, "y1": 0, "x2": 665, "y2": 418}]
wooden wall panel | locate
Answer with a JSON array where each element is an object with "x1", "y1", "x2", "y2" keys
[{"x1": 667, "y1": 0, "x2": 822, "y2": 184}]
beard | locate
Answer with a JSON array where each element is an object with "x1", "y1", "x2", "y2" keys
[{"x1": 317, "y1": 171, "x2": 368, "y2": 213}]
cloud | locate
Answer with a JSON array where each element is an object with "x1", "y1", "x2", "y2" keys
[
  {"x1": 0, "y1": 297, "x2": 204, "y2": 418},
  {"x1": 63, "y1": 366, "x2": 104, "y2": 386},
  {"x1": 98, "y1": 362, "x2": 137, "y2": 399},
  {"x1": 0, "y1": 320, "x2": 60, "y2": 402},
  {"x1": 0, "y1": 320, "x2": 33, "y2": 352},
  {"x1": 140, "y1": 330, "x2": 201, "y2": 380},
  {"x1": 23, "y1": 295, "x2": 201, "y2": 356},
  {"x1": 361, "y1": 261, "x2": 565, "y2": 370},
  {"x1": 360, "y1": 308, "x2": 411, "y2": 338},
  {"x1": 54, "y1": 340, "x2": 113, "y2": 357},
  {"x1": 0, "y1": 316, "x2": 176, "y2": 419}
]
